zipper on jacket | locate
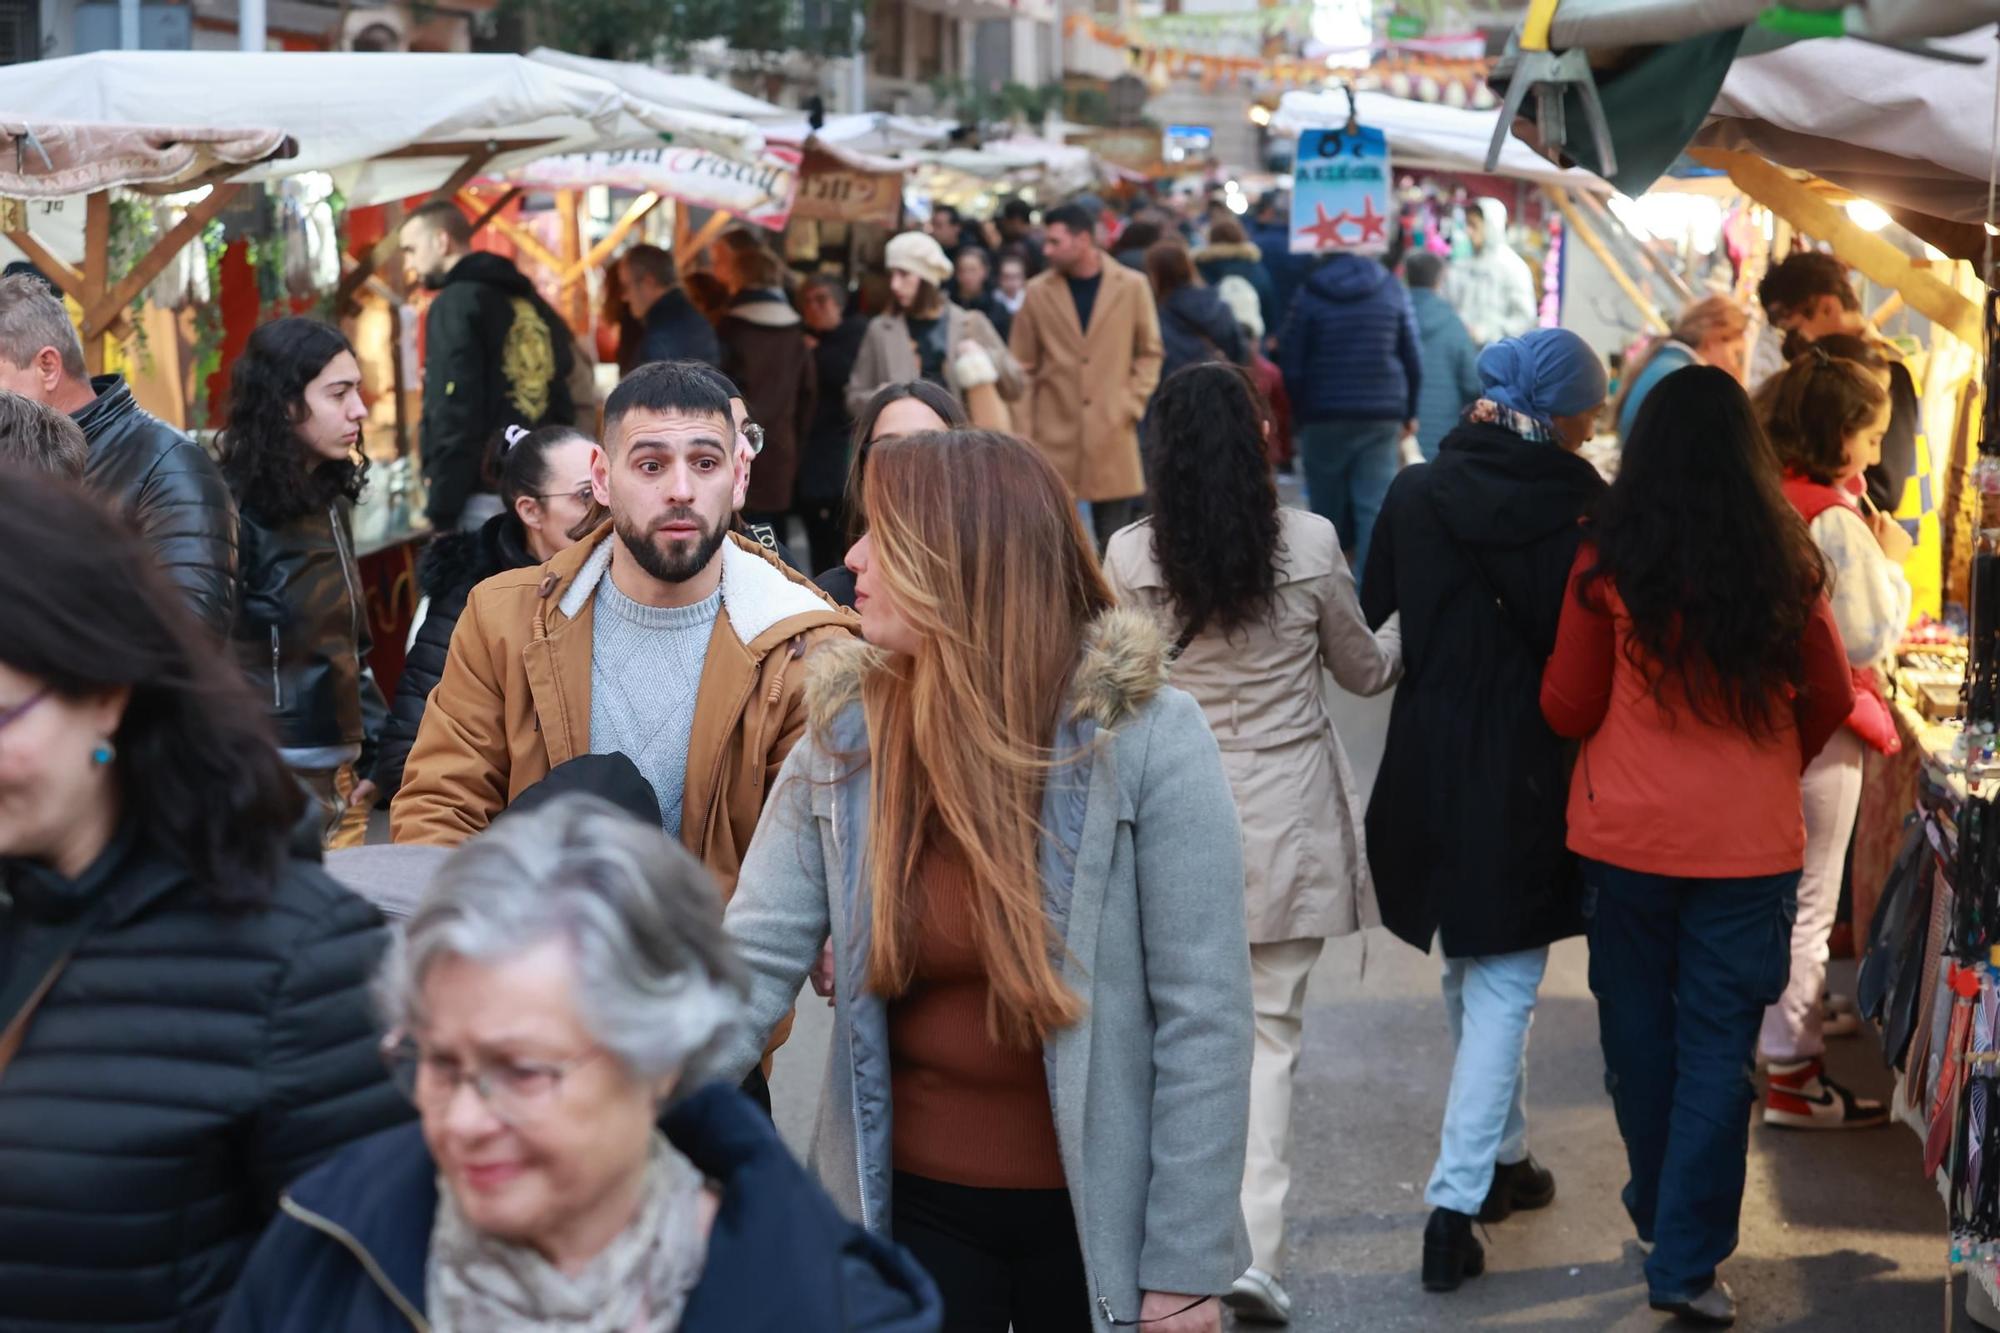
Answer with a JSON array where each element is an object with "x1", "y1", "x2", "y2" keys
[
  {"x1": 277, "y1": 1194, "x2": 429, "y2": 1331},
  {"x1": 330, "y1": 503, "x2": 363, "y2": 647},
  {"x1": 827, "y1": 778, "x2": 873, "y2": 1235},
  {"x1": 269, "y1": 625, "x2": 283, "y2": 709}
]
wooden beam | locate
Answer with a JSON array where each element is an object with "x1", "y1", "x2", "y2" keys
[
  {"x1": 1549, "y1": 187, "x2": 1668, "y2": 335},
  {"x1": 678, "y1": 210, "x2": 734, "y2": 271},
  {"x1": 572, "y1": 192, "x2": 661, "y2": 283},
  {"x1": 82, "y1": 191, "x2": 110, "y2": 374},
  {"x1": 556, "y1": 189, "x2": 587, "y2": 334},
  {"x1": 336, "y1": 144, "x2": 504, "y2": 307},
  {"x1": 479, "y1": 208, "x2": 565, "y2": 274},
  {"x1": 1871, "y1": 290, "x2": 1904, "y2": 328},
  {"x1": 1575, "y1": 187, "x2": 1694, "y2": 308},
  {"x1": 82, "y1": 184, "x2": 241, "y2": 340},
  {"x1": 2, "y1": 230, "x2": 84, "y2": 302},
  {"x1": 1687, "y1": 146, "x2": 1983, "y2": 349}
]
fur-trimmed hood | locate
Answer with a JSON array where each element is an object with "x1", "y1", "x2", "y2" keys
[
  {"x1": 1193, "y1": 240, "x2": 1264, "y2": 265},
  {"x1": 802, "y1": 606, "x2": 1169, "y2": 733}
]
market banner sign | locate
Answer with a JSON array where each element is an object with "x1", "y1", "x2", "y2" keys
[
  {"x1": 517, "y1": 144, "x2": 802, "y2": 231},
  {"x1": 791, "y1": 145, "x2": 903, "y2": 228},
  {"x1": 1290, "y1": 125, "x2": 1393, "y2": 257}
]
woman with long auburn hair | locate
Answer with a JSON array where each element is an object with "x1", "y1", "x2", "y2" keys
[{"x1": 719, "y1": 429, "x2": 1253, "y2": 1333}]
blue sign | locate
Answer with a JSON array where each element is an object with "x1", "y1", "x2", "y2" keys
[{"x1": 1290, "y1": 125, "x2": 1394, "y2": 257}]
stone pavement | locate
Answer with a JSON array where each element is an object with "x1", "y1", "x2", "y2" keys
[{"x1": 767, "y1": 681, "x2": 1966, "y2": 1332}]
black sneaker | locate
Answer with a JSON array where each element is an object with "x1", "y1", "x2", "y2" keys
[
  {"x1": 1478, "y1": 1155, "x2": 1557, "y2": 1222},
  {"x1": 1421, "y1": 1207, "x2": 1485, "y2": 1292}
]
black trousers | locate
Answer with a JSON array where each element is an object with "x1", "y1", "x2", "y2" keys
[
  {"x1": 893, "y1": 1171, "x2": 1092, "y2": 1333},
  {"x1": 1089, "y1": 496, "x2": 1142, "y2": 552}
]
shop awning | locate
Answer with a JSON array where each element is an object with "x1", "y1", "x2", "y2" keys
[
  {"x1": 526, "y1": 48, "x2": 795, "y2": 126},
  {"x1": 0, "y1": 50, "x2": 768, "y2": 207},
  {"x1": 764, "y1": 113, "x2": 958, "y2": 156},
  {"x1": 1274, "y1": 90, "x2": 1613, "y2": 191},
  {"x1": 0, "y1": 120, "x2": 295, "y2": 197}
]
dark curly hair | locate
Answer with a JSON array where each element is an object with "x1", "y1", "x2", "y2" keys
[
  {"x1": 0, "y1": 473, "x2": 304, "y2": 906},
  {"x1": 1142, "y1": 362, "x2": 1283, "y2": 639},
  {"x1": 1756, "y1": 349, "x2": 1889, "y2": 486},
  {"x1": 1580, "y1": 365, "x2": 1829, "y2": 737},
  {"x1": 218, "y1": 317, "x2": 367, "y2": 523}
]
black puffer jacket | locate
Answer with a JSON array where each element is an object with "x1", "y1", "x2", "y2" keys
[
  {"x1": 75, "y1": 373, "x2": 237, "y2": 636},
  {"x1": 419, "y1": 252, "x2": 577, "y2": 528},
  {"x1": 374, "y1": 512, "x2": 535, "y2": 798},
  {"x1": 230, "y1": 496, "x2": 387, "y2": 771},
  {"x1": 0, "y1": 828, "x2": 409, "y2": 1332}
]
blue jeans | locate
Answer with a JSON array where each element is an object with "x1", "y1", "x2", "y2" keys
[
  {"x1": 1297, "y1": 419, "x2": 1401, "y2": 571},
  {"x1": 1425, "y1": 947, "x2": 1549, "y2": 1215},
  {"x1": 1583, "y1": 860, "x2": 1799, "y2": 1304}
]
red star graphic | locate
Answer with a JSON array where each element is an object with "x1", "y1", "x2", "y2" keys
[
  {"x1": 1297, "y1": 202, "x2": 1356, "y2": 250},
  {"x1": 1354, "y1": 194, "x2": 1389, "y2": 245}
]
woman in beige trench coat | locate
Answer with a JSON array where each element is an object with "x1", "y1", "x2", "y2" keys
[{"x1": 1104, "y1": 363, "x2": 1400, "y2": 1327}]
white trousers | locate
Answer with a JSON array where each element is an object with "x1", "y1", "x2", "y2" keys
[
  {"x1": 1758, "y1": 728, "x2": 1864, "y2": 1062},
  {"x1": 1241, "y1": 937, "x2": 1324, "y2": 1275}
]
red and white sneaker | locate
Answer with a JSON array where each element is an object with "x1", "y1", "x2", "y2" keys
[{"x1": 1764, "y1": 1059, "x2": 1888, "y2": 1129}]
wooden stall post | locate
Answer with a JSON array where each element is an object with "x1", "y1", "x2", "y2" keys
[{"x1": 556, "y1": 189, "x2": 587, "y2": 335}]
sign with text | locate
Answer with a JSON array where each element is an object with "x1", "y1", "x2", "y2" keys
[
  {"x1": 790, "y1": 146, "x2": 904, "y2": 228},
  {"x1": 518, "y1": 144, "x2": 802, "y2": 232},
  {"x1": 1290, "y1": 125, "x2": 1393, "y2": 257}
]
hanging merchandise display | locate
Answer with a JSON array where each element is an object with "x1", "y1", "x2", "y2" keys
[{"x1": 1290, "y1": 101, "x2": 1393, "y2": 257}]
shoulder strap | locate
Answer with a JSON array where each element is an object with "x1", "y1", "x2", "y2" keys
[
  {"x1": 1167, "y1": 623, "x2": 1199, "y2": 662},
  {"x1": 0, "y1": 895, "x2": 106, "y2": 1085},
  {"x1": 1421, "y1": 483, "x2": 1542, "y2": 655},
  {"x1": 0, "y1": 952, "x2": 70, "y2": 1082}
]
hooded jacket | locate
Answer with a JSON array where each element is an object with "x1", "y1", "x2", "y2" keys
[
  {"x1": 390, "y1": 524, "x2": 856, "y2": 903},
  {"x1": 215, "y1": 1084, "x2": 942, "y2": 1333},
  {"x1": 1278, "y1": 254, "x2": 1423, "y2": 425},
  {"x1": 1156, "y1": 283, "x2": 1247, "y2": 383},
  {"x1": 373, "y1": 512, "x2": 536, "y2": 799},
  {"x1": 638, "y1": 285, "x2": 723, "y2": 369},
  {"x1": 719, "y1": 288, "x2": 816, "y2": 514},
  {"x1": 75, "y1": 373, "x2": 237, "y2": 636},
  {"x1": 1360, "y1": 418, "x2": 1606, "y2": 957},
  {"x1": 419, "y1": 251, "x2": 577, "y2": 528},
  {"x1": 718, "y1": 609, "x2": 1254, "y2": 1327},
  {"x1": 1410, "y1": 287, "x2": 1483, "y2": 457},
  {"x1": 1444, "y1": 199, "x2": 1539, "y2": 346}
]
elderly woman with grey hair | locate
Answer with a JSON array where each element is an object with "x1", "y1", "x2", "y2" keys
[{"x1": 218, "y1": 794, "x2": 943, "y2": 1333}]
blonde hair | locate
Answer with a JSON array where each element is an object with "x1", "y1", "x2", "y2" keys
[
  {"x1": 854, "y1": 430, "x2": 1112, "y2": 1046},
  {"x1": 1613, "y1": 295, "x2": 1749, "y2": 426}
]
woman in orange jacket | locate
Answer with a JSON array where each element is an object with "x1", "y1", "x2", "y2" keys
[{"x1": 1540, "y1": 366, "x2": 1853, "y2": 1328}]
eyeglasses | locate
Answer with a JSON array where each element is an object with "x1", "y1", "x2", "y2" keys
[
  {"x1": 0, "y1": 688, "x2": 48, "y2": 736},
  {"x1": 741, "y1": 421, "x2": 766, "y2": 457},
  {"x1": 381, "y1": 1031, "x2": 604, "y2": 1127},
  {"x1": 532, "y1": 485, "x2": 596, "y2": 505}
]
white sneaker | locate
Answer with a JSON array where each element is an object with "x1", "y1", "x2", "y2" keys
[{"x1": 1225, "y1": 1268, "x2": 1293, "y2": 1325}]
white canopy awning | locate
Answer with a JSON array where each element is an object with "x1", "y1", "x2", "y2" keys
[
  {"x1": 1274, "y1": 90, "x2": 1613, "y2": 191},
  {"x1": 526, "y1": 48, "x2": 794, "y2": 125},
  {"x1": 764, "y1": 112, "x2": 958, "y2": 156},
  {"x1": 0, "y1": 50, "x2": 767, "y2": 206},
  {"x1": 1692, "y1": 30, "x2": 1999, "y2": 225}
]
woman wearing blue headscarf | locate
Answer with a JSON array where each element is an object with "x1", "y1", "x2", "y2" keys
[{"x1": 1358, "y1": 327, "x2": 1608, "y2": 1295}]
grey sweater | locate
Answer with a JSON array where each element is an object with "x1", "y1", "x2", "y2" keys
[{"x1": 590, "y1": 577, "x2": 721, "y2": 836}]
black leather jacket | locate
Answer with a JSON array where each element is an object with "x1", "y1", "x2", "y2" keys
[
  {"x1": 76, "y1": 374, "x2": 238, "y2": 636},
  {"x1": 230, "y1": 497, "x2": 387, "y2": 773}
]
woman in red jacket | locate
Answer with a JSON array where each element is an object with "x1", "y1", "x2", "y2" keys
[{"x1": 1540, "y1": 366, "x2": 1853, "y2": 1328}]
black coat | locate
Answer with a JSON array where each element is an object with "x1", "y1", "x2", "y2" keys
[
  {"x1": 638, "y1": 286, "x2": 723, "y2": 369},
  {"x1": 75, "y1": 373, "x2": 237, "y2": 636},
  {"x1": 419, "y1": 252, "x2": 577, "y2": 528},
  {"x1": 216, "y1": 1084, "x2": 942, "y2": 1333},
  {"x1": 1360, "y1": 421, "x2": 1607, "y2": 958},
  {"x1": 799, "y1": 316, "x2": 869, "y2": 505},
  {"x1": 230, "y1": 495, "x2": 388, "y2": 772},
  {"x1": 374, "y1": 512, "x2": 535, "y2": 798},
  {"x1": 0, "y1": 829, "x2": 409, "y2": 1332}
]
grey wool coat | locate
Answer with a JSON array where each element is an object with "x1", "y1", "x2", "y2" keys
[{"x1": 718, "y1": 608, "x2": 1254, "y2": 1327}]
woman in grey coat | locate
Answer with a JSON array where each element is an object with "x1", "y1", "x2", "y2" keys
[{"x1": 719, "y1": 429, "x2": 1252, "y2": 1333}]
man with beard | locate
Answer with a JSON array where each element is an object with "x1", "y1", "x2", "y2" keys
[
  {"x1": 392, "y1": 360, "x2": 855, "y2": 900},
  {"x1": 399, "y1": 200, "x2": 576, "y2": 531}
]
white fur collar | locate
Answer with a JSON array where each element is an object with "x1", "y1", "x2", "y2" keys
[{"x1": 558, "y1": 533, "x2": 827, "y2": 647}]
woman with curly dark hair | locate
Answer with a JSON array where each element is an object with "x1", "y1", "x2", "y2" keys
[
  {"x1": 0, "y1": 471, "x2": 406, "y2": 1331},
  {"x1": 1540, "y1": 365, "x2": 1852, "y2": 1326},
  {"x1": 1102, "y1": 361, "x2": 1398, "y2": 1324},
  {"x1": 220, "y1": 316, "x2": 385, "y2": 848}
]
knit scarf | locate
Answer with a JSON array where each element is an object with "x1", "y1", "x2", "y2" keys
[{"x1": 427, "y1": 1135, "x2": 709, "y2": 1333}]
